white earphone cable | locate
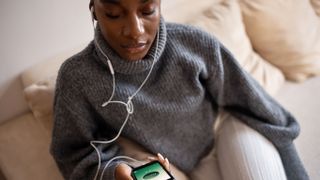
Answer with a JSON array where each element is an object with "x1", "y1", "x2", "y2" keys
[{"x1": 90, "y1": 10, "x2": 160, "y2": 180}]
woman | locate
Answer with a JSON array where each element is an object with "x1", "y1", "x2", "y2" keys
[{"x1": 50, "y1": 0, "x2": 309, "y2": 179}]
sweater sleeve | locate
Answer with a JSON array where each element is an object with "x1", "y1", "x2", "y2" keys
[
  {"x1": 50, "y1": 64, "x2": 124, "y2": 180},
  {"x1": 206, "y1": 42, "x2": 309, "y2": 180}
]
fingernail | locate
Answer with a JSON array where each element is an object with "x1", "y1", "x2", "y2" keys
[
  {"x1": 165, "y1": 158, "x2": 171, "y2": 172},
  {"x1": 165, "y1": 158, "x2": 169, "y2": 164},
  {"x1": 157, "y1": 153, "x2": 164, "y2": 160}
]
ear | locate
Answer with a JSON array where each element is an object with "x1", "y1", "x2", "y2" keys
[{"x1": 89, "y1": 0, "x2": 97, "y2": 21}]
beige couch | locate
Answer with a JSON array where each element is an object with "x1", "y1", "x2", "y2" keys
[{"x1": 1, "y1": 0, "x2": 320, "y2": 179}]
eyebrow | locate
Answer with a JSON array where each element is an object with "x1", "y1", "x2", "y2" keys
[{"x1": 100, "y1": 0, "x2": 152, "y2": 4}]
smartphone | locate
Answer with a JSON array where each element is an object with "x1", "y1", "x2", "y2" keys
[{"x1": 131, "y1": 161, "x2": 175, "y2": 180}]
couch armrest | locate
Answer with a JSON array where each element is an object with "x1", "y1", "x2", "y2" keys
[{"x1": 0, "y1": 113, "x2": 63, "y2": 180}]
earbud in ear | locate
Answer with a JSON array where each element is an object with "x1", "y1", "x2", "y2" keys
[
  {"x1": 90, "y1": 6, "x2": 97, "y2": 22},
  {"x1": 90, "y1": 7, "x2": 94, "y2": 15},
  {"x1": 90, "y1": 7, "x2": 95, "y2": 20}
]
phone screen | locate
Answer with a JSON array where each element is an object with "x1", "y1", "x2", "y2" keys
[{"x1": 131, "y1": 161, "x2": 174, "y2": 180}]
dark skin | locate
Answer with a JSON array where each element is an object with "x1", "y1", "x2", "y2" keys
[
  {"x1": 91, "y1": 0, "x2": 161, "y2": 61},
  {"x1": 90, "y1": 0, "x2": 170, "y2": 179}
]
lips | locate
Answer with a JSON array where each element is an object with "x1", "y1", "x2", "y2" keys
[{"x1": 121, "y1": 42, "x2": 148, "y2": 54}]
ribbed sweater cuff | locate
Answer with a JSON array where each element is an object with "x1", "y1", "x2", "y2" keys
[{"x1": 279, "y1": 143, "x2": 309, "y2": 180}]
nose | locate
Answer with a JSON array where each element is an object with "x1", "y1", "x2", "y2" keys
[{"x1": 122, "y1": 15, "x2": 145, "y2": 39}]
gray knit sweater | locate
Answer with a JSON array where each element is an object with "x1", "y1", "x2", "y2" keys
[{"x1": 51, "y1": 19, "x2": 308, "y2": 180}]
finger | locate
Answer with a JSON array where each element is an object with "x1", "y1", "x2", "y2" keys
[
  {"x1": 122, "y1": 170, "x2": 133, "y2": 180},
  {"x1": 157, "y1": 153, "x2": 165, "y2": 162},
  {"x1": 164, "y1": 158, "x2": 171, "y2": 172},
  {"x1": 115, "y1": 163, "x2": 133, "y2": 180},
  {"x1": 157, "y1": 153, "x2": 171, "y2": 172},
  {"x1": 147, "y1": 156, "x2": 157, "y2": 161}
]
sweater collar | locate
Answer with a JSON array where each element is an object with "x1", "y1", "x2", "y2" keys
[{"x1": 94, "y1": 17, "x2": 167, "y2": 75}]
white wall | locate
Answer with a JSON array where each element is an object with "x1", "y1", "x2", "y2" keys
[{"x1": 0, "y1": 0, "x2": 93, "y2": 123}]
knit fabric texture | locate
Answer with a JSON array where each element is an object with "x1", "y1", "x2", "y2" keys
[{"x1": 50, "y1": 19, "x2": 309, "y2": 180}]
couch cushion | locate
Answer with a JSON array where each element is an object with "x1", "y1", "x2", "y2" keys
[
  {"x1": 239, "y1": 0, "x2": 320, "y2": 82},
  {"x1": 0, "y1": 113, "x2": 63, "y2": 180},
  {"x1": 161, "y1": 0, "x2": 214, "y2": 23},
  {"x1": 188, "y1": 0, "x2": 284, "y2": 95},
  {"x1": 275, "y1": 76, "x2": 320, "y2": 179}
]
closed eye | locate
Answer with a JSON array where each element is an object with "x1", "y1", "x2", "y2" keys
[
  {"x1": 142, "y1": 9, "x2": 155, "y2": 16},
  {"x1": 105, "y1": 13, "x2": 120, "y2": 19}
]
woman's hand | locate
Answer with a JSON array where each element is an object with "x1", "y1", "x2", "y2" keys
[
  {"x1": 148, "y1": 153, "x2": 171, "y2": 172},
  {"x1": 115, "y1": 163, "x2": 133, "y2": 180},
  {"x1": 114, "y1": 153, "x2": 171, "y2": 180}
]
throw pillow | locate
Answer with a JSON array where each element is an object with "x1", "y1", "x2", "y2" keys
[
  {"x1": 239, "y1": 0, "x2": 320, "y2": 82},
  {"x1": 24, "y1": 76, "x2": 56, "y2": 134},
  {"x1": 188, "y1": 0, "x2": 285, "y2": 95},
  {"x1": 21, "y1": 44, "x2": 86, "y2": 133}
]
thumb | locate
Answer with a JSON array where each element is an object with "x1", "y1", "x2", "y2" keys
[{"x1": 115, "y1": 163, "x2": 133, "y2": 180}]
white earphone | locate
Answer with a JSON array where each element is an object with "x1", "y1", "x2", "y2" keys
[{"x1": 89, "y1": 6, "x2": 160, "y2": 180}]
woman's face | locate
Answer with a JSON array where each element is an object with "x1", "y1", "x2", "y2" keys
[{"x1": 93, "y1": 0, "x2": 161, "y2": 61}]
